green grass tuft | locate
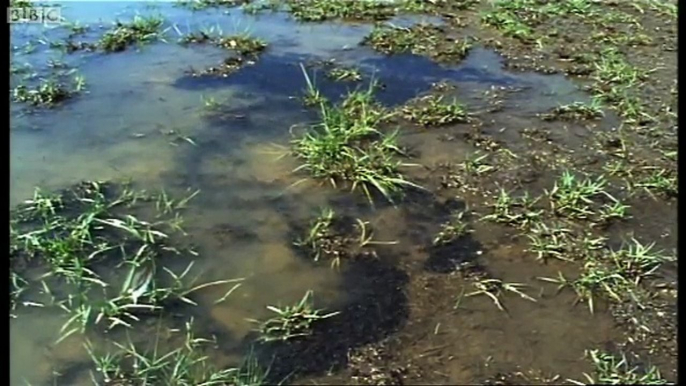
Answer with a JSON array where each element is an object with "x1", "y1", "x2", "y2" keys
[
  {"x1": 99, "y1": 15, "x2": 165, "y2": 52},
  {"x1": 364, "y1": 23, "x2": 472, "y2": 62},
  {"x1": 251, "y1": 290, "x2": 339, "y2": 342},
  {"x1": 291, "y1": 76, "x2": 422, "y2": 205},
  {"x1": 13, "y1": 75, "x2": 86, "y2": 107},
  {"x1": 540, "y1": 238, "x2": 673, "y2": 314},
  {"x1": 86, "y1": 319, "x2": 268, "y2": 384},
  {"x1": 402, "y1": 94, "x2": 469, "y2": 126},
  {"x1": 569, "y1": 349, "x2": 671, "y2": 385}
]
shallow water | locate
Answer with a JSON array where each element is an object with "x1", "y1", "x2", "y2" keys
[{"x1": 10, "y1": 3, "x2": 605, "y2": 385}]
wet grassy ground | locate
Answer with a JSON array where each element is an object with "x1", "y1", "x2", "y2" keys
[{"x1": 10, "y1": 0, "x2": 676, "y2": 385}]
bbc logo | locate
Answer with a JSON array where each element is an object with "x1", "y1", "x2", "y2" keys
[{"x1": 8, "y1": 6, "x2": 62, "y2": 24}]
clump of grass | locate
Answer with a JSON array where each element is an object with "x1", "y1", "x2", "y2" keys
[
  {"x1": 12, "y1": 76, "x2": 86, "y2": 107},
  {"x1": 284, "y1": 0, "x2": 396, "y2": 22},
  {"x1": 176, "y1": 0, "x2": 247, "y2": 11},
  {"x1": 461, "y1": 151, "x2": 496, "y2": 176},
  {"x1": 466, "y1": 278, "x2": 537, "y2": 314},
  {"x1": 86, "y1": 319, "x2": 268, "y2": 385},
  {"x1": 526, "y1": 222, "x2": 575, "y2": 263},
  {"x1": 433, "y1": 210, "x2": 472, "y2": 246},
  {"x1": 294, "y1": 208, "x2": 392, "y2": 269},
  {"x1": 215, "y1": 34, "x2": 267, "y2": 56},
  {"x1": 401, "y1": 0, "x2": 478, "y2": 13},
  {"x1": 180, "y1": 28, "x2": 268, "y2": 77},
  {"x1": 593, "y1": 48, "x2": 647, "y2": 87},
  {"x1": 338, "y1": 81, "x2": 389, "y2": 124},
  {"x1": 10, "y1": 272, "x2": 28, "y2": 318},
  {"x1": 402, "y1": 94, "x2": 469, "y2": 126},
  {"x1": 540, "y1": 238, "x2": 673, "y2": 314},
  {"x1": 641, "y1": 0, "x2": 677, "y2": 19},
  {"x1": 364, "y1": 23, "x2": 437, "y2": 54},
  {"x1": 291, "y1": 76, "x2": 422, "y2": 205},
  {"x1": 252, "y1": 290, "x2": 339, "y2": 342},
  {"x1": 634, "y1": 168, "x2": 677, "y2": 198},
  {"x1": 590, "y1": 30, "x2": 654, "y2": 47},
  {"x1": 598, "y1": 87, "x2": 650, "y2": 122},
  {"x1": 364, "y1": 23, "x2": 472, "y2": 63},
  {"x1": 547, "y1": 171, "x2": 608, "y2": 219},
  {"x1": 300, "y1": 64, "x2": 327, "y2": 106},
  {"x1": 294, "y1": 208, "x2": 340, "y2": 263},
  {"x1": 437, "y1": 150, "x2": 513, "y2": 191},
  {"x1": 569, "y1": 349, "x2": 670, "y2": 385},
  {"x1": 99, "y1": 15, "x2": 165, "y2": 52},
  {"x1": 588, "y1": 48, "x2": 652, "y2": 122},
  {"x1": 481, "y1": 189, "x2": 543, "y2": 229},
  {"x1": 191, "y1": 56, "x2": 257, "y2": 77},
  {"x1": 481, "y1": 0, "x2": 596, "y2": 41},
  {"x1": 10, "y1": 181, "x2": 243, "y2": 338},
  {"x1": 542, "y1": 0, "x2": 596, "y2": 16},
  {"x1": 597, "y1": 200, "x2": 631, "y2": 223},
  {"x1": 57, "y1": 259, "x2": 241, "y2": 340},
  {"x1": 525, "y1": 222, "x2": 607, "y2": 263},
  {"x1": 660, "y1": 149, "x2": 677, "y2": 162},
  {"x1": 603, "y1": 159, "x2": 634, "y2": 178},
  {"x1": 51, "y1": 39, "x2": 99, "y2": 54},
  {"x1": 74, "y1": 74, "x2": 87, "y2": 92},
  {"x1": 544, "y1": 170, "x2": 631, "y2": 226},
  {"x1": 540, "y1": 99, "x2": 605, "y2": 121},
  {"x1": 327, "y1": 66, "x2": 362, "y2": 82},
  {"x1": 178, "y1": 30, "x2": 215, "y2": 44},
  {"x1": 481, "y1": 9, "x2": 534, "y2": 40}
]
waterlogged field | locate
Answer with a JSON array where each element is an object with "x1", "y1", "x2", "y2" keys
[{"x1": 10, "y1": 0, "x2": 677, "y2": 385}]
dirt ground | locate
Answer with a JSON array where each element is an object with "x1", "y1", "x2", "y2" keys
[{"x1": 284, "y1": 0, "x2": 677, "y2": 384}]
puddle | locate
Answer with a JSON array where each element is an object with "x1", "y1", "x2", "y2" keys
[{"x1": 9, "y1": 3, "x2": 628, "y2": 385}]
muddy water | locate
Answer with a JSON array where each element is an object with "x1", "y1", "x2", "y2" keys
[{"x1": 10, "y1": 3, "x2": 617, "y2": 385}]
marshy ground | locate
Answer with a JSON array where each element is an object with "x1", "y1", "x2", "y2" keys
[{"x1": 10, "y1": 0, "x2": 677, "y2": 385}]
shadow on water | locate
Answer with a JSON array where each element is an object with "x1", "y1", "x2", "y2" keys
[
  {"x1": 172, "y1": 48, "x2": 528, "y2": 109},
  {"x1": 172, "y1": 52, "x2": 440, "y2": 111},
  {"x1": 391, "y1": 193, "x2": 485, "y2": 274},
  {"x1": 424, "y1": 235, "x2": 484, "y2": 274},
  {"x1": 167, "y1": 42, "x2": 582, "y2": 213},
  {"x1": 169, "y1": 44, "x2": 586, "y2": 189}
]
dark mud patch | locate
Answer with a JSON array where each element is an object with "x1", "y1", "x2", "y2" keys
[
  {"x1": 250, "y1": 257, "x2": 410, "y2": 383},
  {"x1": 363, "y1": 22, "x2": 473, "y2": 64},
  {"x1": 346, "y1": 341, "x2": 416, "y2": 385},
  {"x1": 326, "y1": 187, "x2": 463, "y2": 246},
  {"x1": 228, "y1": 209, "x2": 413, "y2": 383},
  {"x1": 424, "y1": 234, "x2": 483, "y2": 274},
  {"x1": 180, "y1": 32, "x2": 268, "y2": 77},
  {"x1": 173, "y1": 46, "x2": 551, "y2": 113},
  {"x1": 172, "y1": 52, "x2": 441, "y2": 109}
]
